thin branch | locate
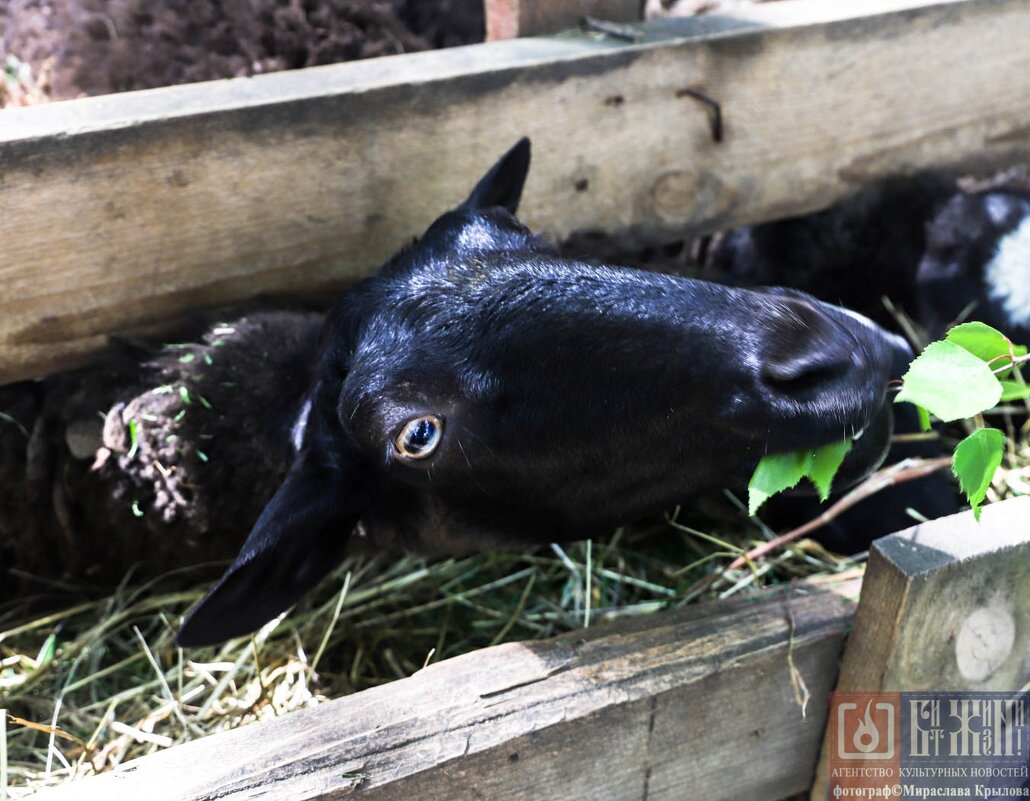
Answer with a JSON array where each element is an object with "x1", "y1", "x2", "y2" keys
[
  {"x1": 990, "y1": 353, "x2": 1029, "y2": 374},
  {"x1": 891, "y1": 432, "x2": 939, "y2": 444},
  {"x1": 684, "y1": 457, "x2": 952, "y2": 600}
]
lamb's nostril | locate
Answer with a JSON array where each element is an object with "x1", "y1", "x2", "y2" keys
[
  {"x1": 760, "y1": 313, "x2": 859, "y2": 395},
  {"x1": 757, "y1": 296, "x2": 866, "y2": 396},
  {"x1": 761, "y1": 348, "x2": 851, "y2": 393}
]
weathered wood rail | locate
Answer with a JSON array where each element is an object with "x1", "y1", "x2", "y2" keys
[
  {"x1": 38, "y1": 577, "x2": 861, "y2": 801},
  {"x1": 1, "y1": 0, "x2": 1029, "y2": 384}
]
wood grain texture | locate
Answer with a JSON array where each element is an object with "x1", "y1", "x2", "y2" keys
[
  {"x1": 809, "y1": 495, "x2": 1030, "y2": 800},
  {"x1": 485, "y1": 0, "x2": 641, "y2": 40},
  {"x1": 36, "y1": 580, "x2": 859, "y2": 801},
  {"x1": 2, "y1": 0, "x2": 1030, "y2": 384}
]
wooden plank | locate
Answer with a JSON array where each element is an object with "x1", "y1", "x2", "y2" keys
[
  {"x1": 809, "y1": 495, "x2": 1030, "y2": 800},
  {"x1": 485, "y1": 0, "x2": 641, "y2": 40},
  {"x1": 36, "y1": 578, "x2": 859, "y2": 801},
  {"x1": 2, "y1": 0, "x2": 1029, "y2": 385}
]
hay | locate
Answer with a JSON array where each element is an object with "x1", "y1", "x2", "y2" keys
[{"x1": 1, "y1": 503, "x2": 867, "y2": 797}]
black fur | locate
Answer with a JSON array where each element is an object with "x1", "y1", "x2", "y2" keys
[
  {"x1": 176, "y1": 139, "x2": 909, "y2": 646},
  {"x1": 704, "y1": 177, "x2": 955, "y2": 330}
]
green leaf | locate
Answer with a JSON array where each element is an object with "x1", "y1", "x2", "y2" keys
[
  {"x1": 748, "y1": 450, "x2": 812, "y2": 516},
  {"x1": 946, "y1": 322, "x2": 1027, "y2": 378},
  {"x1": 999, "y1": 380, "x2": 1030, "y2": 402},
  {"x1": 808, "y1": 439, "x2": 853, "y2": 501},
  {"x1": 952, "y1": 428, "x2": 1005, "y2": 520},
  {"x1": 915, "y1": 404, "x2": 932, "y2": 432},
  {"x1": 895, "y1": 340, "x2": 1002, "y2": 422},
  {"x1": 946, "y1": 322, "x2": 1012, "y2": 362}
]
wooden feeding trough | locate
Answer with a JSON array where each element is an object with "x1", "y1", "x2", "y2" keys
[{"x1": 3, "y1": 0, "x2": 1030, "y2": 798}]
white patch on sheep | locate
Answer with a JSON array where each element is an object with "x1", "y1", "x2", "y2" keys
[
  {"x1": 985, "y1": 216, "x2": 1030, "y2": 328},
  {"x1": 457, "y1": 221, "x2": 499, "y2": 250},
  {"x1": 291, "y1": 397, "x2": 312, "y2": 453}
]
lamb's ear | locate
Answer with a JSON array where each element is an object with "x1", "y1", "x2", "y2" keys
[
  {"x1": 175, "y1": 456, "x2": 368, "y2": 647},
  {"x1": 463, "y1": 137, "x2": 531, "y2": 214}
]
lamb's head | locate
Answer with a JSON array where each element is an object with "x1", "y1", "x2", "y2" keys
[
  {"x1": 176, "y1": 139, "x2": 908, "y2": 646},
  {"x1": 917, "y1": 190, "x2": 1030, "y2": 341}
]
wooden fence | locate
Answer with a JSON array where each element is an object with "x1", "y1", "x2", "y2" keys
[{"x1": 1, "y1": 0, "x2": 1029, "y2": 383}]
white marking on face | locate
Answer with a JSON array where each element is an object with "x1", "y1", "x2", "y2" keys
[
  {"x1": 291, "y1": 397, "x2": 312, "y2": 453},
  {"x1": 457, "y1": 221, "x2": 498, "y2": 250},
  {"x1": 985, "y1": 216, "x2": 1030, "y2": 327}
]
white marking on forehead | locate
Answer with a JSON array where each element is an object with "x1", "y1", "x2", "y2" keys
[
  {"x1": 456, "y1": 221, "x2": 497, "y2": 250},
  {"x1": 985, "y1": 216, "x2": 1030, "y2": 327},
  {"x1": 291, "y1": 397, "x2": 312, "y2": 453}
]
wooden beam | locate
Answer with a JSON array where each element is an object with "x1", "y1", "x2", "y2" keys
[
  {"x1": 2, "y1": 0, "x2": 1029, "y2": 384},
  {"x1": 809, "y1": 495, "x2": 1030, "y2": 800},
  {"x1": 485, "y1": 0, "x2": 641, "y2": 41},
  {"x1": 37, "y1": 579, "x2": 858, "y2": 801}
]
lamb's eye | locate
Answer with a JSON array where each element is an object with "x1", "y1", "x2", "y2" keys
[{"x1": 395, "y1": 415, "x2": 443, "y2": 460}]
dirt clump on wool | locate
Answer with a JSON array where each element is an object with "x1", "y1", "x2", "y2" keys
[{"x1": 0, "y1": 311, "x2": 324, "y2": 609}]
